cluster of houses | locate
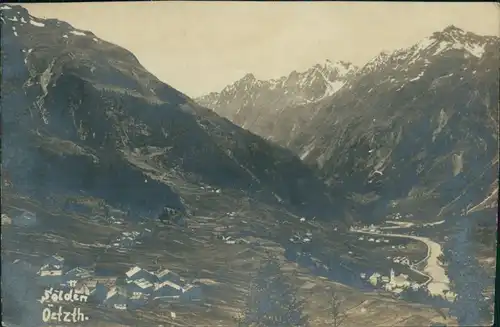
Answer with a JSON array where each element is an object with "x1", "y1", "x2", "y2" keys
[
  {"x1": 356, "y1": 235, "x2": 391, "y2": 244},
  {"x1": 200, "y1": 185, "x2": 221, "y2": 194},
  {"x1": 36, "y1": 255, "x2": 94, "y2": 287},
  {"x1": 389, "y1": 255, "x2": 412, "y2": 266},
  {"x1": 110, "y1": 228, "x2": 152, "y2": 250},
  {"x1": 35, "y1": 255, "x2": 201, "y2": 311},
  {"x1": 104, "y1": 266, "x2": 201, "y2": 310},
  {"x1": 385, "y1": 212, "x2": 414, "y2": 220},
  {"x1": 350, "y1": 224, "x2": 381, "y2": 233},
  {"x1": 361, "y1": 268, "x2": 421, "y2": 295},
  {"x1": 289, "y1": 231, "x2": 313, "y2": 244}
]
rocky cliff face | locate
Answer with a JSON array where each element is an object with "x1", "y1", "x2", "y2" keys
[{"x1": 1, "y1": 5, "x2": 336, "y2": 220}]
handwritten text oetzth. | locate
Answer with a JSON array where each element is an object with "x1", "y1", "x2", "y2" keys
[{"x1": 40, "y1": 282, "x2": 91, "y2": 324}]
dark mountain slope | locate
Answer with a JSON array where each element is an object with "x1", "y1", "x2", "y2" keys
[
  {"x1": 1, "y1": 5, "x2": 336, "y2": 219},
  {"x1": 288, "y1": 26, "x2": 499, "y2": 222}
]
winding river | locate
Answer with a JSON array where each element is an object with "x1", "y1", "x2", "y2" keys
[{"x1": 351, "y1": 222, "x2": 450, "y2": 297}]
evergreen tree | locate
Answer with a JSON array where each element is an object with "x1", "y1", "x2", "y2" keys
[
  {"x1": 328, "y1": 289, "x2": 347, "y2": 327},
  {"x1": 238, "y1": 257, "x2": 309, "y2": 327}
]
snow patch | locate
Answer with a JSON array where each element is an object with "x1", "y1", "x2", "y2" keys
[
  {"x1": 63, "y1": 35, "x2": 68, "y2": 38},
  {"x1": 433, "y1": 41, "x2": 449, "y2": 56},
  {"x1": 300, "y1": 143, "x2": 315, "y2": 160},
  {"x1": 464, "y1": 43, "x2": 485, "y2": 58},
  {"x1": 409, "y1": 71, "x2": 424, "y2": 82},
  {"x1": 415, "y1": 37, "x2": 436, "y2": 52},
  {"x1": 30, "y1": 19, "x2": 45, "y2": 27},
  {"x1": 0, "y1": 5, "x2": 12, "y2": 10},
  {"x1": 20, "y1": 17, "x2": 26, "y2": 23},
  {"x1": 8, "y1": 16, "x2": 18, "y2": 22},
  {"x1": 70, "y1": 30, "x2": 86, "y2": 36}
]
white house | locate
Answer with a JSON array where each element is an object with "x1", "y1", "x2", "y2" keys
[
  {"x1": 125, "y1": 266, "x2": 157, "y2": 283},
  {"x1": 125, "y1": 278, "x2": 155, "y2": 295},
  {"x1": 153, "y1": 280, "x2": 183, "y2": 300},
  {"x1": 156, "y1": 269, "x2": 182, "y2": 284}
]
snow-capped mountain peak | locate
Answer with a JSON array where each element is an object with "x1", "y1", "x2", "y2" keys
[
  {"x1": 359, "y1": 25, "x2": 497, "y2": 75},
  {"x1": 197, "y1": 59, "x2": 358, "y2": 111}
]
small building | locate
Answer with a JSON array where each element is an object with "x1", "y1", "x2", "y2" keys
[
  {"x1": 1, "y1": 213, "x2": 12, "y2": 225},
  {"x1": 156, "y1": 269, "x2": 183, "y2": 285},
  {"x1": 381, "y1": 276, "x2": 390, "y2": 283},
  {"x1": 125, "y1": 266, "x2": 158, "y2": 284},
  {"x1": 114, "y1": 303, "x2": 127, "y2": 310},
  {"x1": 180, "y1": 284, "x2": 202, "y2": 301},
  {"x1": 444, "y1": 291, "x2": 457, "y2": 301},
  {"x1": 153, "y1": 280, "x2": 183, "y2": 300},
  {"x1": 125, "y1": 278, "x2": 155, "y2": 295},
  {"x1": 369, "y1": 273, "x2": 380, "y2": 286},
  {"x1": 73, "y1": 282, "x2": 91, "y2": 296}
]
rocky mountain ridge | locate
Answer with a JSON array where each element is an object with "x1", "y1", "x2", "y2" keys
[
  {"x1": 196, "y1": 59, "x2": 357, "y2": 138},
  {"x1": 288, "y1": 25, "x2": 499, "y2": 222}
]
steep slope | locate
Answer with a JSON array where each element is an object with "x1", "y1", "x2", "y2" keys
[
  {"x1": 0, "y1": 5, "x2": 335, "y2": 219},
  {"x1": 289, "y1": 25, "x2": 499, "y2": 222},
  {"x1": 196, "y1": 60, "x2": 357, "y2": 140}
]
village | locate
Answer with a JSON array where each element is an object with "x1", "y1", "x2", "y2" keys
[
  {"x1": 350, "y1": 221, "x2": 458, "y2": 303},
  {"x1": 28, "y1": 254, "x2": 202, "y2": 311}
]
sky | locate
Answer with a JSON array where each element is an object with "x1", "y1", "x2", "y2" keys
[{"x1": 22, "y1": 2, "x2": 499, "y2": 97}]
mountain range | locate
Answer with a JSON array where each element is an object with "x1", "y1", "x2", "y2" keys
[
  {"x1": 197, "y1": 25, "x2": 499, "y2": 226},
  {"x1": 196, "y1": 60, "x2": 357, "y2": 138},
  {"x1": 1, "y1": 5, "x2": 498, "y2": 327}
]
